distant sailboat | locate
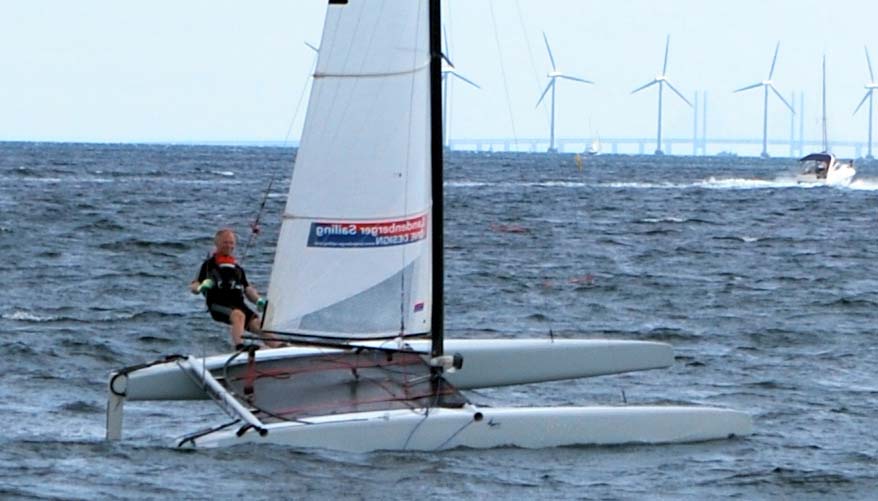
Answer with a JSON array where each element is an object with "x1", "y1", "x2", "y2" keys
[
  {"x1": 586, "y1": 136, "x2": 601, "y2": 156},
  {"x1": 799, "y1": 56, "x2": 856, "y2": 185}
]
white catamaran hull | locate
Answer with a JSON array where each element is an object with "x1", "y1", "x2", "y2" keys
[
  {"x1": 184, "y1": 405, "x2": 752, "y2": 451},
  {"x1": 111, "y1": 339, "x2": 674, "y2": 401}
]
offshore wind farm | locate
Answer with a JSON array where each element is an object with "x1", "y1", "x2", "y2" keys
[
  {"x1": 3, "y1": 0, "x2": 878, "y2": 159},
  {"x1": 435, "y1": 1, "x2": 878, "y2": 159}
]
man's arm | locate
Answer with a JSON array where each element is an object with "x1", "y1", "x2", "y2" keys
[
  {"x1": 244, "y1": 285, "x2": 261, "y2": 303},
  {"x1": 190, "y1": 261, "x2": 211, "y2": 294}
]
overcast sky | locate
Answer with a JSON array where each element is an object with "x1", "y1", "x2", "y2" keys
[{"x1": 3, "y1": 1, "x2": 878, "y2": 156}]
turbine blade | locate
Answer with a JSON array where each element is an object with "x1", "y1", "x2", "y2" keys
[
  {"x1": 543, "y1": 32, "x2": 557, "y2": 71},
  {"x1": 770, "y1": 84, "x2": 794, "y2": 112},
  {"x1": 734, "y1": 82, "x2": 762, "y2": 93},
  {"x1": 768, "y1": 41, "x2": 780, "y2": 79},
  {"x1": 631, "y1": 79, "x2": 658, "y2": 94},
  {"x1": 665, "y1": 80, "x2": 692, "y2": 107},
  {"x1": 853, "y1": 91, "x2": 870, "y2": 115},
  {"x1": 558, "y1": 75, "x2": 594, "y2": 84},
  {"x1": 451, "y1": 72, "x2": 481, "y2": 89},
  {"x1": 304, "y1": 41, "x2": 319, "y2": 53},
  {"x1": 662, "y1": 34, "x2": 670, "y2": 74},
  {"x1": 443, "y1": 24, "x2": 450, "y2": 59},
  {"x1": 441, "y1": 52, "x2": 454, "y2": 69},
  {"x1": 536, "y1": 80, "x2": 554, "y2": 107},
  {"x1": 866, "y1": 45, "x2": 875, "y2": 82}
]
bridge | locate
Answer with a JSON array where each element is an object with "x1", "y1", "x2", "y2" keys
[{"x1": 446, "y1": 137, "x2": 875, "y2": 159}]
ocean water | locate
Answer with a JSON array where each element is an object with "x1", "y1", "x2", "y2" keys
[{"x1": 1, "y1": 142, "x2": 877, "y2": 499}]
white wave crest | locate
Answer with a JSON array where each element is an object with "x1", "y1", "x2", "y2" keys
[
  {"x1": 2, "y1": 310, "x2": 57, "y2": 322},
  {"x1": 848, "y1": 178, "x2": 878, "y2": 191},
  {"x1": 698, "y1": 177, "x2": 802, "y2": 189},
  {"x1": 642, "y1": 217, "x2": 686, "y2": 223}
]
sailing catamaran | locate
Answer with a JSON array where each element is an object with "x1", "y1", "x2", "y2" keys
[{"x1": 105, "y1": 0, "x2": 751, "y2": 451}]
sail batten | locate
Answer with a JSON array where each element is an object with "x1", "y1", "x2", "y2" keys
[
  {"x1": 265, "y1": 1, "x2": 432, "y2": 340},
  {"x1": 314, "y1": 61, "x2": 430, "y2": 79}
]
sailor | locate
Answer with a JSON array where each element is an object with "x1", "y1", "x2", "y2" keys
[{"x1": 190, "y1": 228, "x2": 282, "y2": 349}]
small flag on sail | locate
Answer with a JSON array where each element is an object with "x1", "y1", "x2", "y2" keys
[{"x1": 413, "y1": 301, "x2": 425, "y2": 312}]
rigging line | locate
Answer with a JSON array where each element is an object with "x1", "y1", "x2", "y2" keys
[
  {"x1": 281, "y1": 44, "x2": 319, "y2": 146},
  {"x1": 402, "y1": 405, "x2": 432, "y2": 450},
  {"x1": 488, "y1": 1, "x2": 520, "y2": 146},
  {"x1": 240, "y1": 32, "x2": 318, "y2": 264},
  {"x1": 240, "y1": 176, "x2": 275, "y2": 263},
  {"x1": 177, "y1": 420, "x2": 241, "y2": 448},
  {"x1": 444, "y1": 0, "x2": 455, "y2": 142},
  {"x1": 434, "y1": 417, "x2": 476, "y2": 451},
  {"x1": 402, "y1": 371, "x2": 453, "y2": 449},
  {"x1": 445, "y1": 0, "x2": 454, "y2": 62},
  {"x1": 513, "y1": 0, "x2": 550, "y2": 126}
]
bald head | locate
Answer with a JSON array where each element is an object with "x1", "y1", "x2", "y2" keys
[{"x1": 214, "y1": 228, "x2": 236, "y2": 257}]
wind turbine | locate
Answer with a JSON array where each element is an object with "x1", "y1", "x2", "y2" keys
[
  {"x1": 631, "y1": 35, "x2": 691, "y2": 155},
  {"x1": 734, "y1": 41, "x2": 794, "y2": 158},
  {"x1": 536, "y1": 32, "x2": 594, "y2": 153},
  {"x1": 853, "y1": 45, "x2": 878, "y2": 160},
  {"x1": 441, "y1": 25, "x2": 480, "y2": 149}
]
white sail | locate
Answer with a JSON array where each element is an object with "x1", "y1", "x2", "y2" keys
[{"x1": 265, "y1": 0, "x2": 432, "y2": 338}]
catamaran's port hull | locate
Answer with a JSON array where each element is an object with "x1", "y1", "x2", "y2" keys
[
  {"x1": 183, "y1": 405, "x2": 752, "y2": 451},
  {"x1": 110, "y1": 339, "x2": 674, "y2": 401}
]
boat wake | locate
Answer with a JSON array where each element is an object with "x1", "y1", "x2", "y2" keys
[
  {"x1": 450, "y1": 176, "x2": 878, "y2": 191},
  {"x1": 843, "y1": 177, "x2": 878, "y2": 190},
  {"x1": 614, "y1": 176, "x2": 878, "y2": 191}
]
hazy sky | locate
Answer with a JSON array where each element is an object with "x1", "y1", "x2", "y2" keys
[{"x1": 3, "y1": 1, "x2": 878, "y2": 156}]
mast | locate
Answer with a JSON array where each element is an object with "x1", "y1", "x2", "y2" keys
[
  {"x1": 821, "y1": 55, "x2": 828, "y2": 152},
  {"x1": 429, "y1": 0, "x2": 444, "y2": 360}
]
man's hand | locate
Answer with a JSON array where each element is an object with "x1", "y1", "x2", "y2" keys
[{"x1": 197, "y1": 278, "x2": 215, "y2": 294}]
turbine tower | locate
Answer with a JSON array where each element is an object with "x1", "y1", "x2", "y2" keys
[
  {"x1": 853, "y1": 45, "x2": 878, "y2": 160},
  {"x1": 441, "y1": 25, "x2": 480, "y2": 149},
  {"x1": 536, "y1": 32, "x2": 594, "y2": 153},
  {"x1": 631, "y1": 35, "x2": 691, "y2": 155},
  {"x1": 734, "y1": 41, "x2": 794, "y2": 158}
]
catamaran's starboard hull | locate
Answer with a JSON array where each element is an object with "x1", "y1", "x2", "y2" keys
[
  {"x1": 112, "y1": 339, "x2": 674, "y2": 401},
  {"x1": 181, "y1": 405, "x2": 752, "y2": 451}
]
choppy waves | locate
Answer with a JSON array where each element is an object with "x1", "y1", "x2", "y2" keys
[{"x1": 2, "y1": 145, "x2": 877, "y2": 499}]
